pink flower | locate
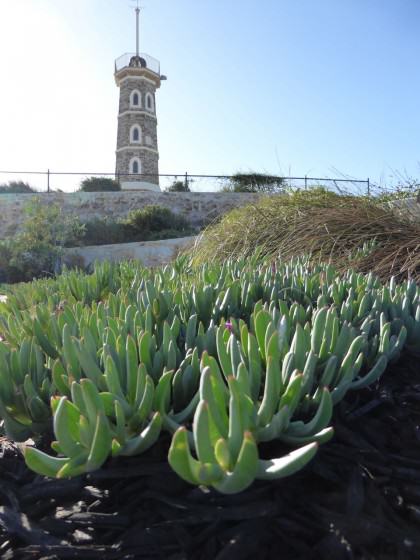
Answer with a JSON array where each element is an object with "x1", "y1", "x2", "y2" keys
[{"x1": 225, "y1": 321, "x2": 233, "y2": 333}]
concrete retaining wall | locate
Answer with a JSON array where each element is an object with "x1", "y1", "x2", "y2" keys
[
  {"x1": 0, "y1": 192, "x2": 260, "y2": 238},
  {"x1": 63, "y1": 236, "x2": 197, "y2": 269}
]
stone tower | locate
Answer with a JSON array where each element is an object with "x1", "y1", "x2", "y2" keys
[{"x1": 114, "y1": 7, "x2": 166, "y2": 191}]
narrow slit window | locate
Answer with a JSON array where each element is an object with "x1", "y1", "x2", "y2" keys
[
  {"x1": 146, "y1": 93, "x2": 154, "y2": 111},
  {"x1": 130, "y1": 157, "x2": 141, "y2": 175},
  {"x1": 130, "y1": 90, "x2": 141, "y2": 108},
  {"x1": 131, "y1": 125, "x2": 142, "y2": 143}
]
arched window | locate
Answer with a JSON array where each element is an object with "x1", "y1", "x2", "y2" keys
[
  {"x1": 145, "y1": 92, "x2": 154, "y2": 112},
  {"x1": 130, "y1": 124, "x2": 142, "y2": 144},
  {"x1": 130, "y1": 157, "x2": 141, "y2": 175},
  {"x1": 130, "y1": 89, "x2": 141, "y2": 108}
]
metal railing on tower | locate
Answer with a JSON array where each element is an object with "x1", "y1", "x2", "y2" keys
[{"x1": 114, "y1": 52, "x2": 160, "y2": 75}]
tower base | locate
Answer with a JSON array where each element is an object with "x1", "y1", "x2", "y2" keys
[{"x1": 120, "y1": 181, "x2": 161, "y2": 192}]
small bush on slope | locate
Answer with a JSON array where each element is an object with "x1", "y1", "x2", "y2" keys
[{"x1": 0, "y1": 199, "x2": 85, "y2": 283}]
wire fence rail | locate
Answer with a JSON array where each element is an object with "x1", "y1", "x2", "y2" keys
[{"x1": 0, "y1": 169, "x2": 372, "y2": 195}]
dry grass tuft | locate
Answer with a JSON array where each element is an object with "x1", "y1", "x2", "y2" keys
[{"x1": 192, "y1": 189, "x2": 420, "y2": 281}]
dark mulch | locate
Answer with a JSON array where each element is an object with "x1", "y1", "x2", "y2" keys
[{"x1": 0, "y1": 356, "x2": 419, "y2": 560}]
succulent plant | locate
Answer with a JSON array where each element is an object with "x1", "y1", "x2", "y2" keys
[
  {"x1": 0, "y1": 337, "x2": 52, "y2": 440},
  {"x1": 25, "y1": 370, "x2": 162, "y2": 477},
  {"x1": 0, "y1": 256, "x2": 415, "y2": 492}
]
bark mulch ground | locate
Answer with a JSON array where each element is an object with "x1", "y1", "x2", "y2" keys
[{"x1": 0, "y1": 355, "x2": 419, "y2": 560}]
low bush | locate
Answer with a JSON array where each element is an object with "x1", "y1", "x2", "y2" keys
[
  {"x1": 123, "y1": 205, "x2": 189, "y2": 233},
  {"x1": 80, "y1": 218, "x2": 129, "y2": 246},
  {"x1": 0, "y1": 242, "x2": 19, "y2": 283},
  {"x1": 79, "y1": 177, "x2": 121, "y2": 192},
  {"x1": 165, "y1": 179, "x2": 190, "y2": 192},
  {"x1": 72, "y1": 206, "x2": 193, "y2": 247},
  {"x1": 220, "y1": 172, "x2": 286, "y2": 193},
  {"x1": 1, "y1": 204, "x2": 194, "y2": 282},
  {"x1": 0, "y1": 199, "x2": 85, "y2": 283},
  {"x1": 0, "y1": 181, "x2": 37, "y2": 194}
]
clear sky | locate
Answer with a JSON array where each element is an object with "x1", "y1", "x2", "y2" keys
[{"x1": 0, "y1": 0, "x2": 419, "y2": 192}]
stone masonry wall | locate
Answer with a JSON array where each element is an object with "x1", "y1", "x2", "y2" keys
[
  {"x1": 117, "y1": 113, "x2": 158, "y2": 151},
  {"x1": 116, "y1": 77, "x2": 159, "y2": 184},
  {"x1": 117, "y1": 149, "x2": 159, "y2": 183},
  {"x1": 1, "y1": 193, "x2": 418, "y2": 240},
  {"x1": 0, "y1": 192, "x2": 260, "y2": 238},
  {"x1": 118, "y1": 79, "x2": 156, "y2": 115}
]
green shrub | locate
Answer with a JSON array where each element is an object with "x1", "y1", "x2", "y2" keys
[
  {"x1": 80, "y1": 218, "x2": 129, "y2": 246},
  {"x1": 221, "y1": 172, "x2": 286, "y2": 193},
  {"x1": 0, "y1": 242, "x2": 19, "y2": 283},
  {"x1": 165, "y1": 179, "x2": 190, "y2": 192},
  {"x1": 0, "y1": 199, "x2": 85, "y2": 283},
  {"x1": 78, "y1": 208, "x2": 193, "y2": 247},
  {"x1": 79, "y1": 177, "x2": 121, "y2": 192},
  {"x1": 123, "y1": 205, "x2": 189, "y2": 233},
  {"x1": 0, "y1": 181, "x2": 36, "y2": 194}
]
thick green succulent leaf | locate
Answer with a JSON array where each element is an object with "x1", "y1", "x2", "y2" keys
[
  {"x1": 257, "y1": 442, "x2": 318, "y2": 480},
  {"x1": 285, "y1": 388, "x2": 333, "y2": 438},
  {"x1": 168, "y1": 426, "x2": 223, "y2": 486},
  {"x1": 85, "y1": 412, "x2": 112, "y2": 472},
  {"x1": 213, "y1": 431, "x2": 258, "y2": 494},
  {"x1": 120, "y1": 411, "x2": 162, "y2": 456},
  {"x1": 53, "y1": 397, "x2": 82, "y2": 457},
  {"x1": 24, "y1": 447, "x2": 68, "y2": 478}
]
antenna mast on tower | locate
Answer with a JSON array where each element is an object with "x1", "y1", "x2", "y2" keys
[{"x1": 135, "y1": 1, "x2": 140, "y2": 57}]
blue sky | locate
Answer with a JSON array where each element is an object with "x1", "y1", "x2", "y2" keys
[{"x1": 0, "y1": 0, "x2": 419, "y2": 191}]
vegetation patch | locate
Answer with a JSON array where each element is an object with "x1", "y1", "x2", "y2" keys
[
  {"x1": 0, "y1": 258, "x2": 417, "y2": 488},
  {"x1": 0, "y1": 185, "x2": 419, "y2": 557},
  {"x1": 192, "y1": 188, "x2": 420, "y2": 282},
  {"x1": 0, "y1": 253, "x2": 418, "y2": 557},
  {"x1": 0, "y1": 199, "x2": 83, "y2": 284},
  {"x1": 220, "y1": 171, "x2": 286, "y2": 193},
  {"x1": 78, "y1": 205, "x2": 194, "y2": 247},
  {"x1": 0, "y1": 202, "x2": 194, "y2": 283},
  {"x1": 78, "y1": 177, "x2": 121, "y2": 192},
  {"x1": 0, "y1": 181, "x2": 37, "y2": 194}
]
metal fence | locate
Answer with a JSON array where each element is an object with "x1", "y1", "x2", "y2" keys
[{"x1": 0, "y1": 169, "x2": 372, "y2": 196}]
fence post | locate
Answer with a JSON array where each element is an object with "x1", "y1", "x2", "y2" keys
[
  {"x1": 47, "y1": 169, "x2": 50, "y2": 193},
  {"x1": 367, "y1": 178, "x2": 370, "y2": 197},
  {"x1": 184, "y1": 172, "x2": 188, "y2": 191},
  {"x1": 304, "y1": 175, "x2": 308, "y2": 190}
]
